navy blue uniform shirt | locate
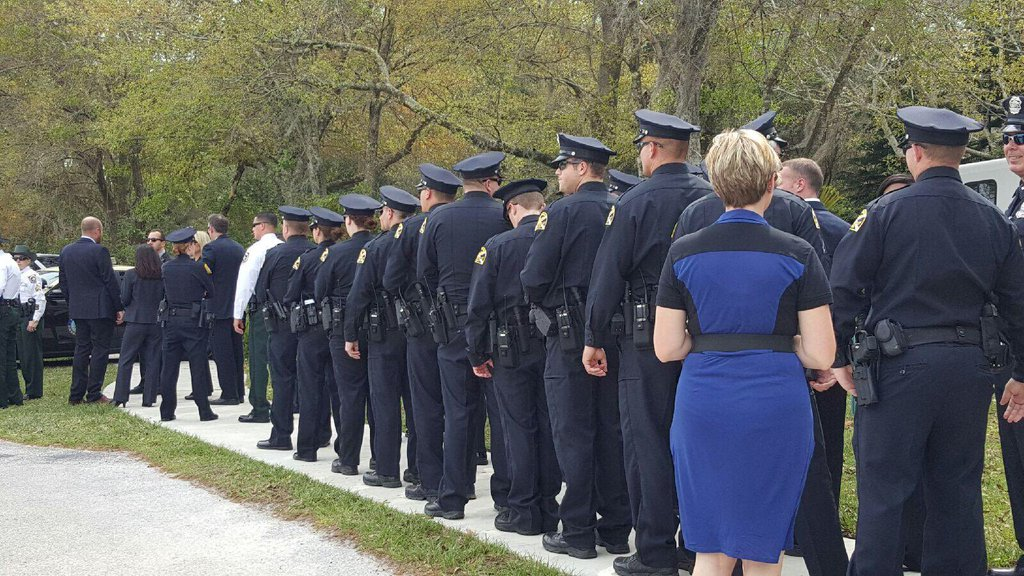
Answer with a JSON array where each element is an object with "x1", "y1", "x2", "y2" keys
[
  {"x1": 162, "y1": 254, "x2": 213, "y2": 307},
  {"x1": 284, "y1": 240, "x2": 334, "y2": 307},
  {"x1": 315, "y1": 230, "x2": 373, "y2": 304},
  {"x1": 417, "y1": 191, "x2": 509, "y2": 305},
  {"x1": 256, "y1": 235, "x2": 315, "y2": 306},
  {"x1": 831, "y1": 166, "x2": 1024, "y2": 379},
  {"x1": 806, "y1": 199, "x2": 849, "y2": 259},
  {"x1": 382, "y1": 206, "x2": 447, "y2": 300},
  {"x1": 344, "y1": 231, "x2": 398, "y2": 342},
  {"x1": 201, "y1": 234, "x2": 245, "y2": 318},
  {"x1": 585, "y1": 163, "x2": 712, "y2": 348},
  {"x1": 1004, "y1": 182, "x2": 1024, "y2": 236},
  {"x1": 467, "y1": 213, "x2": 540, "y2": 365},
  {"x1": 521, "y1": 181, "x2": 615, "y2": 309}
]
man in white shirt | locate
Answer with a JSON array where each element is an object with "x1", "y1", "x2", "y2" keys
[
  {"x1": 11, "y1": 245, "x2": 45, "y2": 400},
  {"x1": 234, "y1": 212, "x2": 283, "y2": 423},
  {"x1": 0, "y1": 237, "x2": 23, "y2": 408}
]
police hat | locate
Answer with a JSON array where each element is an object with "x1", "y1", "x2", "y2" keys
[
  {"x1": 166, "y1": 227, "x2": 197, "y2": 244},
  {"x1": 494, "y1": 178, "x2": 547, "y2": 205},
  {"x1": 338, "y1": 194, "x2": 382, "y2": 217},
  {"x1": 549, "y1": 133, "x2": 616, "y2": 167},
  {"x1": 453, "y1": 151, "x2": 506, "y2": 180},
  {"x1": 608, "y1": 169, "x2": 642, "y2": 194},
  {"x1": 741, "y1": 111, "x2": 788, "y2": 149},
  {"x1": 633, "y1": 109, "x2": 700, "y2": 143},
  {"x1": 897, "y1": 106, "x2": 983, "y2": 147},
  {"x1": 278, "y1": 206, "x2": 312, "y2": 222},
  {"x1": 1002, "y1": 95, "x2": 1024, "y2": 133},
  {"x1": 309, "y1": 207, "x2": 344, "y2": 228},
  {"x1": 417, "y1": 164, "x2": 462, "y2": 194},
  {"x1": 10, "y1": 244, "x2": 34, "y2": 259},
  {"x1": 380, "y1": 186, "x2": 419, "y2": 214}
]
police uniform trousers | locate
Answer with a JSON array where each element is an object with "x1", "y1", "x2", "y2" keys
[
  {"x1": 16, "y1": 313, "x2": 44, "y2": 398},
  {"x1": 295, "y1": 327, "x2": 340, "y2": 459},
  {"x1": 815, "y1": 385, "x2": 848, "y2": 509},
  {"x1": 210, "y1": 318, "x2": 244, "y2": 400},
  {"x1": 0, "y1": 304, "x2": 20, "y2": 407},
  {"x1": 473, "y1": 397, "x2": 487, "y2": 457},
  {"x1": 849, "y1": 345, "x2": 992, "y2": 576},
  {"x1": 406, "y1": 332, "x2": 444, "y2": 497},
  {"x1": 491, "y1": 327, "x2": 560, "y2": 533},
  {"x1": 329, "y1": 332, "x2": 375, "y2": 467},
  {"x1": 483, "y1": 377, "x2": 510, "y2": 508},
  {"x1": 159, "y1": 318, "x2": 214, "y2": 420},
  {"x1": 113, "y1": 322, "x2": 161, "y2": 405},
  {"x1": 618, "y1": 338, "x2": 680, "y2": 568},
  {"x1": 367, "y1": 328, "x2": 412, "y2": 478},
  {"x1": 996, "y1": 369, "x2": 1024, "y2": 563},
  {"x1": 69, "y1": 318, "x2": 114, "y2": 403},
  {"x1": 267, "y1": 325, "x2": 299, "y2": 446},
  {"x1": 246, "y1": 311, "x2": 272, "y2": 417},
  {"x1": 545, "y1": 336, "x2": 631, "y2": 550}
]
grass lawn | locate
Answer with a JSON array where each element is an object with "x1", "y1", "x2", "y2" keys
[
  {"x1": 0, "y1": 365, "x2": 565, "y2": 576},
  {"x1": 837, "y1": 401, "x2": 1022, "y2": 566}
]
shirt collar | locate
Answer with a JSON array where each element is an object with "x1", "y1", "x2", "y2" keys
[
  {"x1": 916, "y1": 166, "x2": 962, "y2": 183},
  {"x1": 80, "y1": 235, "x2": 96, "y2": 243},
  {"x1": 715, "y1": 208, "x2": 769, "y2": 226}
]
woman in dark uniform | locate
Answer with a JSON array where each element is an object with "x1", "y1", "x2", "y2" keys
[
  {"x1": 158, "y1": 227, "x2": 218, "y2": 423},
  {"x1": 113, "y1": 244, "x2": 164, "y2": 407},
  {"x1": 653, "y1": 129, "x2": 835, "y2": 575}
]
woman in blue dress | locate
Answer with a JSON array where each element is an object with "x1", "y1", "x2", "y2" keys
[{"x1": 654, "y1": 129, "x2": 836, "y2": 575}]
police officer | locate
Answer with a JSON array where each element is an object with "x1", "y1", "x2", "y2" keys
[
  {"x1": 201, "y1": 214, "x2": 246, "y2": 404},
  {"x1": 682, "y1": 145, "x2": 849, "y2": 576},
  {"x1": 11, "y1": 245, "x2": 44, "y2": 400},
  {"x1": 256, "y1": 207, "x2": 315, "y2": 451},
  {"x1": 583, "y1": 111, "x2": 711, "y2": 575},
  {"x1": 158, "y1": 227, "x2": 218, "y2": 423},
  {"x1": 233, "y1": 212, "x2": 283, "y2": 423},
  {"x1": 521, "y1": 133, "x2": 632, "y2": 560},
  {"x1": 0, "y1": 234, "x2": 21, "y2": 409},
  {"x1": 284, "y1": 207, "x2": 342, "y2": 462},
  {"x1": 344, "y1": 187, "x2": 420, "y2": 488},
  {"x1": 607, "y1": 169, "x2": 641, "y2": 197},
  {"x1": 419, "y1": 151, "x2": 510, "y2": 520},
  {"x1": 743, "y1": 109, "x2": 789, "y2": 153},
  {"x1": 467, "y1": 178, "x2": 560, "y2": 535},
  {"x1": 382, "y1": 163, "x2": 460, "y2": 502},
  {"x1": 989, "y1": 95, "x2": 1024, "y2": 576},
  {"x1": 832, "y1": 106, "x2": 1024, "y2": 575}
]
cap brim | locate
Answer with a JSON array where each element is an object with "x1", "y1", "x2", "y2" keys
[
  {"x1": 1003, "y1": 124, "x2": 1024, "y2": 134},
  {"x1": 548, "y1": 153, "x2": 571, "y2": 168}
]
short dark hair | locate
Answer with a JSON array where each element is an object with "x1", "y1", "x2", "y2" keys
[
  {"x1": 876, "y1": 173, "x2": 914, "y2": 195},
  {"x1": 134, "y1": 244, "x2": 163, "y2": 279},
  {"x1": 208, "y1": 214, "x2": 229, "y2": 234},
  {"x1": 255, "y1": 212, "x2": 278, "y2": 228}
]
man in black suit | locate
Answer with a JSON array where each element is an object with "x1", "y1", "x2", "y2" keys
[
  {"x1": 59, "y1": 216, "x2": 124, "y2": 404},
  {"x1": 202, "y1": 214, "x2": 246, "y2": 404},
  {"x1": 778, "y1": 157, "x2": 850, "y2": 511},
  {"x1": 147, "y1": 230, "x2": 170, "y2": 263}
]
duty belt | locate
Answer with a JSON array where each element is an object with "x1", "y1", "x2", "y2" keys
[
  {"x1": 690, "y1": 333, "x2": 794, "y2": 353},
  {"x1": 499, "y1": 306, "x2": 531, "y2": 326},
  {"x1": 902, "y1": 326, "x2": 981, "y2": 347},
  {"x1": 0, "y1": 298, "x2": 18, "y2": 307}
]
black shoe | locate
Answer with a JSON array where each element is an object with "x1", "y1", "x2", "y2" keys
[
  {"x1": 597, "y1": 534, "x2": 631, "y2": 555},
  {"x1": 494, "y1": 509, "x2": 542, "y2": 536},
  {"x1": 210, "y1": 397, "x2": 241, "y2": 406},
  {"x1": 160, "y1": 414, "x2": 176, "y2": 422},
  {"x1": 257, "y1": 439, "x2": 292, "y2": 451},
  {"x1": 23, "y1": 395, "x2": 40, "y2": 401},
  {"x1": 494, "y1": 502, "x2": 508, "y2": 513},
  {"x1": 613, "y1": 554, "x2": 677, "y2": 575},
  {"x1": 129, "y1": 384, "x2": 144, "y2": 395},
  {"x1": 990, "y1": 558, "x2": 1024, "y2": 576},
  {"x1": 403, "y1": 469, "x2": 419, "y2": 484},
  {"x1": 475, "y1": 450, "x2": 488, "y2": 465},
  {"x1": 424, "y1": 501, "x2": 464, "y2": 520},
  {"x1": 200, "y1": 413, "x2": 219, "y2": 422},
  {"x1": 238, "y1": 412, "x2": 269, "y2": 423},
  {"x1": 542, "y1": 532, "x2": 597, "y2": 559},
  {"x1": 292, "y1": 452, "x2": 316, "y2": 462},
  {"x1": 184, "y1": 393, "x2": 194, "y2": 400},
  {"x1": 113, "y1": 400, "x2": 127, "y2": 408},
  {"x1": 404, "y1": 484, "x2": 435, "y2": 501},
  {"x1": 331, "y1": 459, "x2": 357, "y2": 475},
  {"x1": 363, "y1": 471, "x2": 402, "y2": 488},
  {"x1": 141, "y1": 402, "x2": 154, "y2": 408}
]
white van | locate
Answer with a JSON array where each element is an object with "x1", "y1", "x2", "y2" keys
[{"x1": 959, "y1": 158, "x2": 1019, "y2": 212}]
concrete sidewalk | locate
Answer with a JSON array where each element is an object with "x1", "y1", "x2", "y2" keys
[
  {"x1": 0, "y1": 440, "x2": 395, "y2": 576},
  {"x1": 105, "y1": 362, "x2": 912, "y2": 576}
]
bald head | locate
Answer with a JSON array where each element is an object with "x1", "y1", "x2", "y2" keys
[{"x1": 81, "y1": 216, "x2": 103, "y2": 241}]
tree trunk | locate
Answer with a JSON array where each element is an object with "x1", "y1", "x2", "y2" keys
[
  {"x1": 592, "y1": 0, "x2": 634, "y2": 137},
  {"x1": 364, "y1": 10, "x2": 395, "y2": 193},
  {"x1": 221, "y1": 163, "x2": 246, "y2": 216}
]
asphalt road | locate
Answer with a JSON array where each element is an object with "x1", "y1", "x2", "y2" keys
[{"x1": 0, "y1": 441, "x2": 395, "y2": 576}]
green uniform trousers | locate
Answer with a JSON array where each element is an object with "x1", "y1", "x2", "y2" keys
[
  {"x1": 17, "y1": 314, "x2": 44, "y2": 398},
  {"x1": 247, "y1": 311, "x2": 271, "y2": 416}
]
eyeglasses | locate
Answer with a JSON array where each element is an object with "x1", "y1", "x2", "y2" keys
[
  {"x1": 251, "y1": 221, "x2": 268, "y2": 228},
  {"x1": 635, "y1": 140, "x2": 663, "y2": 152},
  {"x1": 897, "y1": 135, "x2": 913, "y2": 152},
  {"x1": 1003, "y1": 133, "x2": 1024, "y2": 146},
  {"x1": 146, "y1": 237, "x2": 164, "y2": 243},
  {"x1": 555, "y1": 160, "x2": 583, "y2": 171},
  {"x1": 12, "y1": 256, "x2": 27, "y2": 262}
]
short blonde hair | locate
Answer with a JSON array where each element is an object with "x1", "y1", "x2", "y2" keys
[{"x1": 705, "y1": 129, "x2": 781, "y2": 208}]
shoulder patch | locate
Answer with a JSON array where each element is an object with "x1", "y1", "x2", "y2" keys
[
  {"x1": 474, "y1": 246, "x2": 487, "y2": 265},
  {"x1": 242, "y1": 251, "x2": 250, "y2": 263},
  {"x1": 203, "y1": 263, "x2": 212, "y2": 275},
  {"x1": 394, "y1": 222, "x2": 404, "y2": 239},
  {"x1": 605, "y1": 205, "x2": 616, "y2": 227},
  {"x1": 419, "y1": 217, "x2": 428, "y2": 235},
  {"x1": 535, "y1": 211, "x2": 548, "y2": 232},
  {"x1": 810, "y1": 210, "x2": 820, "y2": 229},
  {"x1": 292, "y1": 256, "x2": 301, "y2": 270},
  {"x1": 356, "y1": 248, "x2": 367, "y2": 264},
  {"x1": 850, "y1": 209, "x2": 867, "y2": 232},
  {"x1": 320, "y1": 248, "x2": 329, "y2": 262}
]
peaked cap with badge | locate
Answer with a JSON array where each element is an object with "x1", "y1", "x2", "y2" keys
[
  {"x1": 278, "y1": 205, "x2": 311, "y2": 222},
  {"x1": 338, "y1": 194, "x2": 382, "y2": 217},
  {"x1": 549, "y1": 133, "x2": 616, "y2": 167},
  {"x1": 608, "y1": 169, "x2": 642, "y2": 194},
  {"x1": 741, "y1": 110, "x2": 788, "y2": 149},
  {"x1": 453, "y1": 151, "x2": 506, "y2": 180},
  {"x1": 633, "y1": 109, "x2": 700, "y2": 143},
  {"x1": 167, "y1": 227, "x2": 197, "y2": 244},
  {"x1": 417, "y1": 163, "x2": 463, "y2": 194},
  {"x1": 897, "y1": 106, "x2": 983, "y2": 147},
  {"x1": 1002, "y1": 95, "x2": 1024, "y2": 133},
  {"x1": 308, "y1": 207, "x2": 344, "y2": 228},
  {"x1": 379, "y1": 185, "x2": 420, "y2": 214}
]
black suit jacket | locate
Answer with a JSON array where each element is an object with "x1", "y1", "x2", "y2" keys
[
  {"x1": 120, "y1": 269, "x2": 165, "y2": 324},
  {"x1": 58, "y1": 237, "x2": 122, "y2": 320},
  {"x1": 201, "y1": 235, "x2": 245, "y2": 319}
]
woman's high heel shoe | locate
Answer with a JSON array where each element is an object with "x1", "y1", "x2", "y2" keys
[{"x1": 113, "y1": 400, "x2": 127, "y2": 408}]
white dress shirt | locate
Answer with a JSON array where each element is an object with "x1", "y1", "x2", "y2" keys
[
  {"x1": 0, "y1": 252, "x2": 21, "y2": 300},
  {"x1": 18, "y1": 266, "x2": 46, "y2": 321},
  {"x1": 232, "y1": 232, "x2": 283, "y2": 319}
]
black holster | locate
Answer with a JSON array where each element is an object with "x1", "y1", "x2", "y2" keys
[
  {"x1": 290, "y1": 303, "x2": 308, "y2": 334},
  {"x1": 396, "y1": 297, "x2": 425, "y2": 338},
  {"x1": 368, "y1": 306, "x2": 386, "y2": 343},
  {"x1": 982, "y1": 303, "x2": 1011, "y2": 369},
  {"x1": 850, "y1": 328, "x2": 879, "y2": 406},
  {"x1": 495, "y1": 325, "x2": 517, "y2": 368}
]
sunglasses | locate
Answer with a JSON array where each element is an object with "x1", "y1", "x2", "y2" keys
[
  {"x1": 555, "y1": 160, "x2": 583, "y2": 171},
  {"x1": 12, "y1": 256, "x2": 27, "y2": 262},
  {"x1": 635, "y1": 140, "x2": 662, "y2": 152},
  {"x1": 897, "y1": 135, "x2": 913, "y2": 152},
  {"x1": 251, "y1": 221, "x2": 269, "y2": 228},
  {"x1": 147, "y1": 237, "x2": 164, "y2": 243},
  {"x1": 1003, "y1": 133, "x2": 1024, "y2": 146}
]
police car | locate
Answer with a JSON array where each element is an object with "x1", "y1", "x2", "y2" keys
[{"x1": 38, "y1": 266, "x2": 131, "y2": 359}]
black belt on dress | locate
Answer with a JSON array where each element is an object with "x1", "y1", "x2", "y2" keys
[{"x1": 690, "y1": 333, "x2": 794, "y2": 353}]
